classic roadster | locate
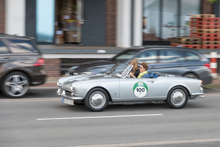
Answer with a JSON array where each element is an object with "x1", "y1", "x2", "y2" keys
[{"x1": 57, "y1": 63, "x2": 204, "y2": 111}]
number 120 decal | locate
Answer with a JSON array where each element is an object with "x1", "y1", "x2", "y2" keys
[{"x1": 133, "y1": 82, "x2": 148, "y2": 98}]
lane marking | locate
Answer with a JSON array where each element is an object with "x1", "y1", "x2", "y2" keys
[
  {"x1": 37, "y1": 114, "x2": 163, "y2": 121},
  {"x1": 65, "y1": 138, "x2": 220, "y2": 147}
]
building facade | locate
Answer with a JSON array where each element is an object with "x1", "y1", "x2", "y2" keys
[
  {"x1": 0, "y1": 0, "x2": 219, "y2": 48},
  {"x1": 1, "y1": 0, "x2": 220, "y2": 77}
]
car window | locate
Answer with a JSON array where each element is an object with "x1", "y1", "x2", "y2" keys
[
  {"x1": 0, "y1": 40, "x2": 9, "y2": 54},
  {"x1": 135, "y1": 50, "x2": 158, "y2": 63},
  {"x1": 159, "y1": 50, "x2": 185, "y2": 63},
  {"x1": 184, "y1": 51, "x2": 200, "y2": 62},
  {"x1": 111, "y1": 50, "x2": 139, "y2": 62},
  {"x1": 6, "y1": 39, "x2": 39, "y2": 53}
]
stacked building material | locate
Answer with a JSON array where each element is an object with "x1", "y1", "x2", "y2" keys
[
  {"x1": 190, "y1": 14, "x2": 220, "y2": 49},
  {"x1": 170, "y1": 37, "x2": 201, "y2": 49}
]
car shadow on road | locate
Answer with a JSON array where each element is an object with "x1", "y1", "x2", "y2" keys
[
  {"x1": 52, "y1": 101, "x2": 210, "y2": 113},
  {"x1": 54, "y1": 103, "x2": 90, "y2": 112},
  {"x1": 107, "y1": 103, "x2": 169, "y2": 111},
  {"x1": 53, "y1": 103, "x2": 171, "y2": 112}
]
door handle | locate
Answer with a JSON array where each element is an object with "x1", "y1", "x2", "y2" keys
[{"x1": 147, "y1": 81, "x2": 154, "y2": 83}]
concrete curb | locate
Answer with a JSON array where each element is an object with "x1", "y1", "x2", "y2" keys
[{"x1": 203, "y1": 86, "x2": 220, "y2": 91}]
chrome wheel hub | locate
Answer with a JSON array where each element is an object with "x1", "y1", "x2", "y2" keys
[
  {"x1": 89, "y1": 92, "x2": 106, "y2": 109},
  {"x1": 171, "y1": 89, "x2": 186, "y2": 106},
  {"x1": 5, "y1": 75, "x2": 29, "y2": 97}
]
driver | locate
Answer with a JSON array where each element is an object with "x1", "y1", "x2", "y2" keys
[{"x1": 138, "y1": 62, "x2": 149, "y2": 78}]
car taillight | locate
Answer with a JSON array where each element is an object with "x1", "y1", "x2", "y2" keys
[
  {"x1": 34, "y1": 58, "x2": 44, "y2": 66},
  {"x1": 204, "y1": 63, "x2": 210, "y2": 68},
  {"x1": 201, "y1": 80, "x2": 203, "y2": 85}
]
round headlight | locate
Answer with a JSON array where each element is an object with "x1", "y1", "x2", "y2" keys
[
  {"x1": 70, "y1": 83, "x2": 75, "y2": 91},
  {"x1": 57, "y1": 81, "x2": 62, "y2": 86}
]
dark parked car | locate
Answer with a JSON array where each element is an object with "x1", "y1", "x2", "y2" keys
[
  {"x1": 0, "y1": 34, "x2": 47, "y2": 98},
  {"x1": 67, "y1": 46, "x2": 212, "y2": 85}
]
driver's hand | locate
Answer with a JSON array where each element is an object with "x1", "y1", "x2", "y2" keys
[{"x1": 130, "y1": 72, "x2": 134, "y2": 78}]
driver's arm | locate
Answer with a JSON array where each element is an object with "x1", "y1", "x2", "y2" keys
[{"x1": 130, "y1": 72, "x2": 135, "y2": 78}]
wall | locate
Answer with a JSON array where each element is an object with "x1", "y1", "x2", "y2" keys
[
  {"x1": 106, "y1": 0, "x2": 116, "y2": 46},
  {"x1": 0, "y1": 0, "x2": 5, "y2": 33},
  {"x1": 44, "y1": 59, "x2": 61, "y2": 77},
  {"x1": 202, "y1": 0, "x2": 213, "y2": 14},
  {"x1": 82, "y1": 0, "x2": 106, "y2": 45},
  {"x1": 26, "y1": 0, "x2": 36, "y2": 39},
  {"x1": 5, "y1": 0, "x2": 26, "y2": 36}
]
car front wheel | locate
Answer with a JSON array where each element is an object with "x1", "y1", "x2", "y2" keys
[
  {"x1": 1, "y1": 72, "x2": 30, "y2": 98},
  {"x1": 167, "y1": 87, "x2": 188, "y2": 109},
  {"x1": 84, "y1": 88, "x2": 109, "y2": 111},
  {"x1": 74, "y1": 101, "x2": 84, "y2": 105}
]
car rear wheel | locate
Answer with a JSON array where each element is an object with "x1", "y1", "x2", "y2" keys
[
  {"x1": 1, "y1": 72, "x2": 30, "y2": 98},
  {"x1": 184, "y1": 73, "x2": 198, "y2": 79},
  {"x1": 167, "y1": 87, "x2": 188, "y2": 109},
  {"x1": 84, "y1": 88, "x2": 109, "y2": 111}
]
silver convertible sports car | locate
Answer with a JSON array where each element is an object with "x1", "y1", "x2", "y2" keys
[{"x1": 57, "y1": 63, "x2": 204, "y2": 111}]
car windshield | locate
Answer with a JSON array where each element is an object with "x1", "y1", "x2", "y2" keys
[
  {"x1": 109, "y1": 50, "x2": 139, "y2": 62},
  {"x1": 107, "y1": 63, "x2": 133, "y2": 78}
]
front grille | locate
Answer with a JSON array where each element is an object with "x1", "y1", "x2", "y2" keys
[{"x1": 65, "y1": 91, "x2": 73, "y2": 97}]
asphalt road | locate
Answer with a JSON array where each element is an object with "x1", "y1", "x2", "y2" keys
[
  {"x1": 0, "y1": 89, "x2": 220, "y2": 147},
  {"x1": 0, "y1": 87, "x2": 219, "y2": 99}
]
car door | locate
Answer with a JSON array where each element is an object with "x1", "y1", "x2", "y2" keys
[
  {"x1": 154, "y1": 50, "x2": 186, "y2": 75},
  {"x1": 136, "y1": 49, "x2": 186, "y2": 75},
  {"x1": 119, "y1": 78, "x2": 155, "y2": 101}
]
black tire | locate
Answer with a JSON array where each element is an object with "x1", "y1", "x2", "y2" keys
[
  {"x1": 167, "y1": 86, "x2": 188, "y2": 109},
  {"x1": 74, "y1": 101, "x2": 84, "y2": 105},
  {"x1": 84, "y1": 88, "x2": 109, "y2": 111},
  {"x1": 1, "y1": 72, "x2": 30, "y2": 98}
]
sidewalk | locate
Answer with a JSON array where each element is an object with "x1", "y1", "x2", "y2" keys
[
  {"x1": 212, "y1": 80, "x2": 220, "y2": 84},
  {"x1": 38, "y1": 45, "x2": 220, "y2": 55},
  {"x1": 31, "y1": 77, "x2": 58, "y2": 88},
  {"x1": 38, "y1": 45, "x2": 126, "y2": 54}
]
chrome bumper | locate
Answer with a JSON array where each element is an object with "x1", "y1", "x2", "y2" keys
[
  {"x1": 57, "y1": 88, "x2": 83, "y2": 100},
  {"x1": 191, "y1": 93, "x2": 204, "y2": 98},
  {"x1": 191, "y1": 87, "x2": 204, "y2": 99}
]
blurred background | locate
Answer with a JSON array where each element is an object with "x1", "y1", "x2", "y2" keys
[
  {"x1": 0, "y1": 0, "x2": 220, "y2": 81},
  {"x1": 1, "y1": 1, "x2": 220, "y2": 146}
]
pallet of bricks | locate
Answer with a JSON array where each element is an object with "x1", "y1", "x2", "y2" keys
[
  {"x1": 170, "y1": 37, "x2": 201, "y2": 49},
  {"x1": 190, "y1": 14, "x2": 220, "y2": 49}
]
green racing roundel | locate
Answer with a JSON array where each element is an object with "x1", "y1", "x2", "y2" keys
[{"x1": 133, "y1": 82, "x2": 148, "y2": 98}]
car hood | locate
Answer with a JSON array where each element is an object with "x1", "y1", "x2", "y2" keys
[
  {"x1": 69, "y1": 60, "x2": 115, "y2": 74},
  {"x1": 58, "y1": 74, "x2": 117, "y2": 85}
]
